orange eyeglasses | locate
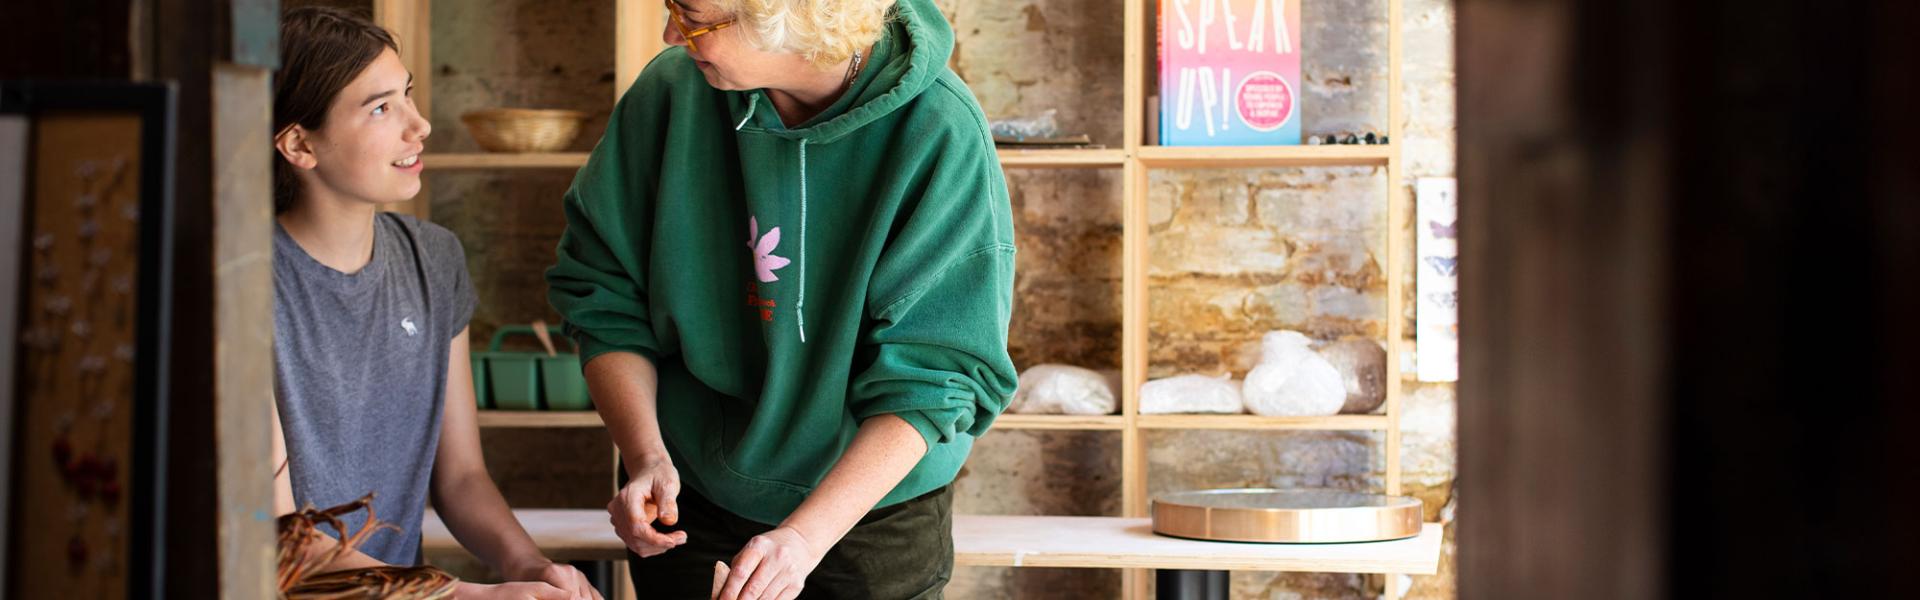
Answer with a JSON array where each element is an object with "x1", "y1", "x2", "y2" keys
[{"x1": 665, "y1": 0, "x2": 735, "y2": 52}]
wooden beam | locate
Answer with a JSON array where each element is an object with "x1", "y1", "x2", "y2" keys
[
  {"x1": 616, "y1": 0, "x2": 665, "y2": 100},
  {"x1": 1122, "y1": 8, "x2": 1148, "y2": 600},
  {"x1": 152, "y1": 0, "x2": 219, "y2": 596},
  {"x1": 1383, "y1": 1, "x2": 1407, "y2": 597},
  {"x1": 375, "y1": 0, "x2": 432, "y2": 121},
  {"x1": 211, "y1": 61, "x2": 278, "y2": 600},
  {"x1": 375, "y1": 0, "x2": 432, "y2": 219}
]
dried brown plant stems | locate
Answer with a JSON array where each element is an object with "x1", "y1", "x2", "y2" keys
[{"x1": 276, "y1": 493, "x2": 459, "y2": 599}]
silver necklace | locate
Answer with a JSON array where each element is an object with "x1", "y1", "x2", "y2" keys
[{"x1": 843, "y1": 50, "x2": 864, "y2": 89}]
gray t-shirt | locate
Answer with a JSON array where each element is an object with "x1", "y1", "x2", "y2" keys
[{"x1": 273, "y1": 212, "x2": 477, "y2": 565}]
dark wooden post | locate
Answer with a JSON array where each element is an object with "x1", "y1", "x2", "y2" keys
[
  {"x1": 1459, "y1": 0, "x2": 1920, "y2": 597},
  {"x1": 150, "y1": 0, "x2": 279, "y2": 597}
]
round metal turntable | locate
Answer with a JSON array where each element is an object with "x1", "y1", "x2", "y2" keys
[{"x1": 1151, "y1": 489, "x2": 1423, "y2": 544}]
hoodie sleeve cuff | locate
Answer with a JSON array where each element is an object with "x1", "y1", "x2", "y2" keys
[
  {"x1": 855, "y1": 385, "x2": 996, "y2": 448},
  {"x1": 570, "y1": 328, "x2": 661, "y2": 369},
  {"x1": 890, "y1": 409, "x2": 954, "y2": 449}
]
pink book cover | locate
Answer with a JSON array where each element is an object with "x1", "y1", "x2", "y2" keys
[{"x1": 1159, "y1": 0, "x2": 1303, "y2": 146}]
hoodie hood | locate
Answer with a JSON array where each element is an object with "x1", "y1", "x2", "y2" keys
[{"x1": 727, "y1": 0, "x2": 953, "y2": 145}]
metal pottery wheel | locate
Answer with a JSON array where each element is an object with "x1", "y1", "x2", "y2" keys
[{"x1": 1151, "y1": 489, "x2": 1422, "y2": 543}]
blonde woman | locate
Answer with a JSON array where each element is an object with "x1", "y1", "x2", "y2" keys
[{"x1": 546, "y1": 0, "x2": 1017, "y2": 598}]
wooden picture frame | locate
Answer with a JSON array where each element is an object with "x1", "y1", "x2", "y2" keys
[{"x1": 0, "y1": 81, "x2": 176, "y2": 599}]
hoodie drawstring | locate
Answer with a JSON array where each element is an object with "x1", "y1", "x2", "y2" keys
[
  {"x1": 795, "y1": 138, "x2": 809, "y2": 343},
  {"x1": 737, "y1": 92, "x2": 808, "y2": 343},
  {"x1": 735, "y1": 94, "x2": 759, "y2": 131}
]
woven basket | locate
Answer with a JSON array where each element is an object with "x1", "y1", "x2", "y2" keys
[{"x1": 460, "y1": 108, "x2": 588, "y2": 153}]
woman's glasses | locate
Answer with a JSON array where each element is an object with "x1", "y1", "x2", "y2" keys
[{"x1": 665, "y1": 0, "x2": 735, "y2": 53}]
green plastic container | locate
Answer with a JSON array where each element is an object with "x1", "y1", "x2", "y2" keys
[
  {"x1": 540, "y1": 353, "x2": 591, "y2": 411},
  {"x1": 486, "y1": 353, "x2": 541, "y2": 410},
  {"x1": 476, "y1": 325, "x2": 591, "y2": 411}
]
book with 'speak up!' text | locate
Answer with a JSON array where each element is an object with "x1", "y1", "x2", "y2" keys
[{"x1": 1158, "y1": 0, "x2": 1303, "y2": 146}]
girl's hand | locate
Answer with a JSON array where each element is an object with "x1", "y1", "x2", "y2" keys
[
  {"x1": 608, "y1": 452, "x2": 688, "y2": 557},
  {"x1": 716, "y1": 526, "x2": 826, "y2": 600}
]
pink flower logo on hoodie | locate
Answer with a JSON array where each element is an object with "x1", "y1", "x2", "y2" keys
[{"x1": 748, "y1": 216, "x2": 791, "y2": 283}]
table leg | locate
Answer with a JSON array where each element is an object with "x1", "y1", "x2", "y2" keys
[
  {"x1": 613, "y1": 559, "x2": 637, "y2": 600},
  {"x1": 1154, "y1": 569, "x2": 1228, "y2": 600}
]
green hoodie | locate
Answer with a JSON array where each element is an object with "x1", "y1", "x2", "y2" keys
[{"x1": 546, "y1": 0, "x2": 1017, "y2": 525}]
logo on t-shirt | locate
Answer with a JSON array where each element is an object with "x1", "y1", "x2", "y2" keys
[{"x1": 401, "y1": 317, "x2": 419, "y2": 337}]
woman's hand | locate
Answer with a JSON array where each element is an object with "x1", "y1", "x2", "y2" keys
[
  {"x1": 608, "y1": 452, "x2": 688, "y2": 557},
  {"x1": 716, "y1": 526, "x2": 827, "y2": 600},
  {"x1": 453, "y1": 580, "x2": 572, "y2": 599},
  {"x1": 506, "y1": 559, "x2": 603, "y2": 600}
]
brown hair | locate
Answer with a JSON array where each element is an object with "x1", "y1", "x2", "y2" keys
[{"x1": 273, "y1": 6, "x2": 400, "y2": 214}]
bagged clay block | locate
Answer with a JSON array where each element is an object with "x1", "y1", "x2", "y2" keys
[
  {"x1": 1009, "y1": 364, "x2": 1118, "y2": 415},
  {"x1": 1140, "y1": 373, "x2": 1243, "y2": 414},
  {"x1": 1319, "y1": 338, "x2": 1387, "y2": 414},
  {"x1": 1242, "y1": 331, "x2": 1345, "y2": 417}
]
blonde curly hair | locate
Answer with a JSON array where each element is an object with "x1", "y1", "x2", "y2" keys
[{"x1": 708, "y1": 0, "x2": 895, "y2": 67}]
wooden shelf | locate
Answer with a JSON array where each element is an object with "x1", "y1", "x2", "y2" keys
[
  {"x1": 475, "y1": 410, "x2": 602, "y2": 428},
  {"x1": 991, "y1": 414, "x2": 1126, "y2": 430},
  {"x1": 996, "y1": 147, "x2": 1126, "y2": 169},
  {"x1": 425, "y1": 152, "x2": 589, "y2": 170},
  {"x1": 1135, "y1": 144, "x2": 1393, "y2": 169},
  {"x1": 1136, "y1": 414, "x2": 1391, "y2": 431},
  {"x1": 424, "y1": 510, "x2": 1444, "y2": 575}
]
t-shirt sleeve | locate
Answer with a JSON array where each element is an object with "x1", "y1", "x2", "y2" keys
[{"x1": 424, "y1": 223, "x2": 479, "y2": 340}]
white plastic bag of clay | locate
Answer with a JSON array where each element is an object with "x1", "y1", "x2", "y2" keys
[
  {"x1": 1319, "y1": 339, "x2": 1387, "y2": 414},
  {"x1": 1008, "y1": 364, "x2": 1118, "y2": 415},
  {"x1": 1242, "y1": 331, "x2": 1346, "y2": 416},
  {"x1": 1139, "y1": 373, "x2": 1243, "y2": 414}
]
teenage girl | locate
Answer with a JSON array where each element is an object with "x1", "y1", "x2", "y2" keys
[{"x1": 269, "y1": 7, "x2": 599, "y2": 599}]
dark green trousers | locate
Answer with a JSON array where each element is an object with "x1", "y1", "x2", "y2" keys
[{"x1": 625, "y1": 484, "x2": 954, "y2": 599}]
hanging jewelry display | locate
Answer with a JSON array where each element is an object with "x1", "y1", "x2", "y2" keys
[{"x1": 13, "y1": 116, "x2": 139, "y2": 592}]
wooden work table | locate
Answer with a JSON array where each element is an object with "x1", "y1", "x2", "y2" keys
[{"x1": 423, "y1": 510, "x2": 1443, "y2": 598}]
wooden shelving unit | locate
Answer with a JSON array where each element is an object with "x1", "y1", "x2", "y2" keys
[
  {"x1": 383, "y1": 0, "x2": 1422, "y2": 597},
  {"x1": 1111, "y1": 0, "x2": 1413, "y2": 597}
]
